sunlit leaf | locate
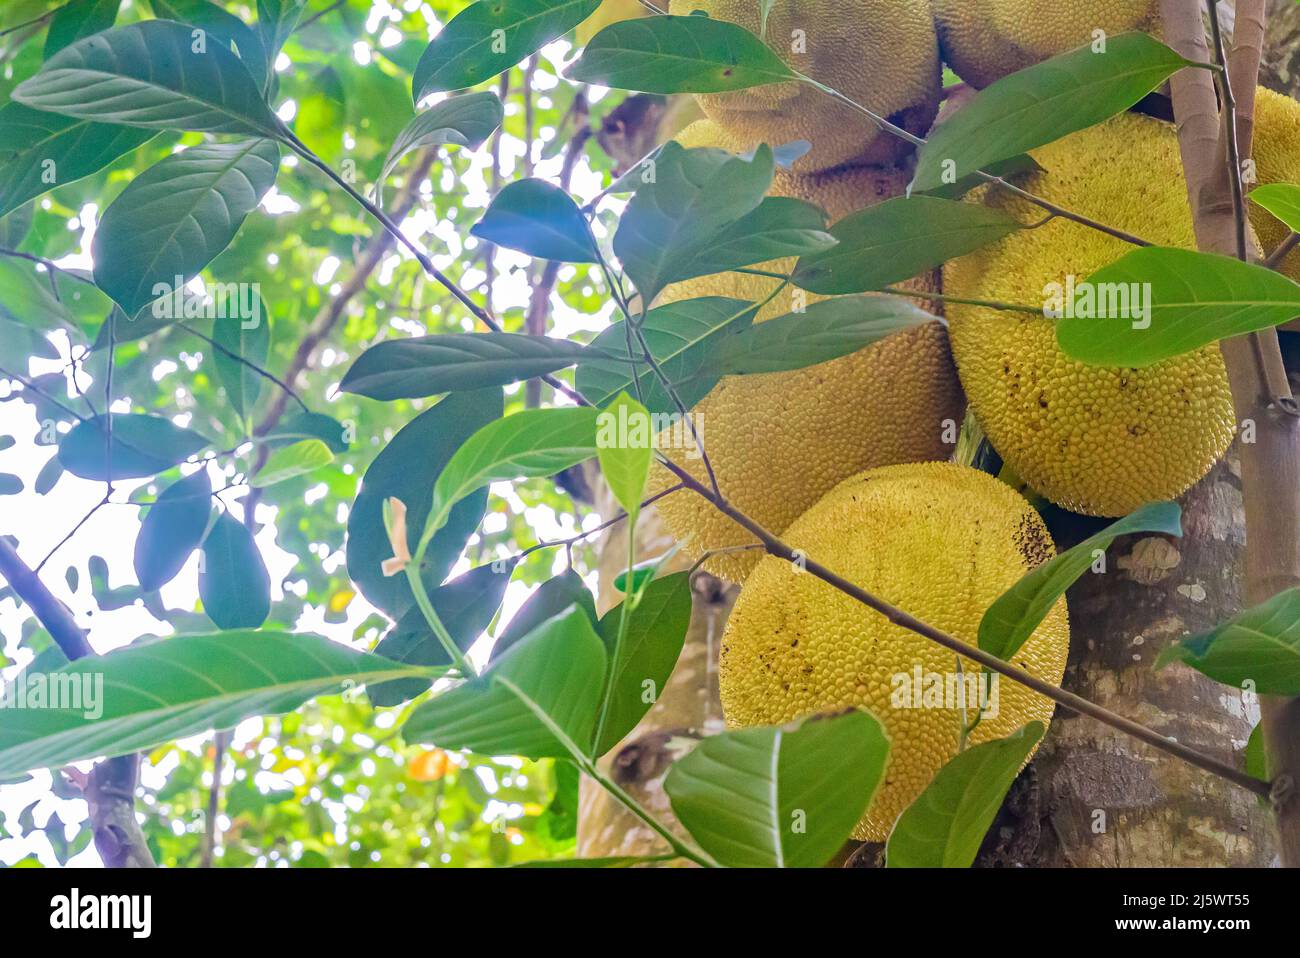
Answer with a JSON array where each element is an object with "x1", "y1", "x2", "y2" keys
[
  {"x1": 1157, "y1": 588, "x2": 1300, "y2": 694},
  {"x1": 377, "y1": 91, "x2": 502, "y2": 206},
  {"x1": 199, "y1": 511, "x2": 270, "y2": 629},
  {"x1": 470, "y1": 178, "x2": 599, "y2": 263}
]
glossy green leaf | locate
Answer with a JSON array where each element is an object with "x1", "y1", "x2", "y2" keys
[
  {"x1": 792, "y1": 196, "x2": 1022, "y2": 295},
  {"x1": 199, "y1": 511, "x2": 270, "y2": 629},
  {"x1": 1057, "y1": 248, "x2": 1300, "y2": 366},
  {"x1": 491, "y1": 569, "x2": 597, "y2": 662},
  {"x1": 913, "y1": 33, "x2": 1190, "y2": 192},
  {"x1": 212, "y1": 303, "x2": 271, "y2": 420},
  {"x1": 413, "y1": 0, "x2": 601, "y2": 102},
  {"x1": 577, "y1": 297, "x2": 759, "y2": 415},
  {"x1": 346, "y1": 390, "x2": 502, "y2": 620},
  {"x1": 470, "y1": 178, "x2": 599, "y2": 263},
  {"x1": 377, "y1": 91, "x2": 502, "y2": 207},
  {"x1": 133, "y1": 469, "x2": 212, "y2": 592},
  {"x1": 0, "y1": 256, "x2": 79, "y2": 333},
  {"x1": 980, "y1": 502, "x2": 1182, "y2": 661},
  {"x1": 666, "y1": 710, "x2": 890, "y2": 868},
  {"x1": 0, "y1": 631, "x2": 434, "y2": 778},
  {"x1": 568, "y1": 14, "x2": 798, "y2": 93},
  {"x1": 425, "y1": 406, "x2": 599, "y2": 541},
  {"x1": 596, "y1": 392, "x2": 653, "y2": 522},
  {"x1": 594, "y1": 571, "x2": 692, "y2": 756},
  {"x1": 13, "y1": 21, "x2": 284, "y2": 138},
  {"x1": 369, "y1": 558, "x2": 520, "y2": 707},
  {"x1": 673, "y1": 196, "x2": 835, "y2": 282},
  {"x1": 256, "y1": 0, "x2": 303, "y2": 66},
  {"x1": 92, "y1": 138, "x2": 280, "y2": 316},
  {"x1": 150, "y1": 0, "x2": 270, "y2": 88},
  {"x1": 340, "y1": 332, "x2": 590, "y2": 401},
  {"x1": 1251, "y1": 182, "x2": 1300, "y2": 233},
  {"x1": 715, "y1": 295, "x2": 935, "y2": 376},
  {"x1": 1156, "y1": 588, "x2": 1300, "y2": 694},
  {"x1": 59, "y1": 413, "x2": 210, "y2": 481},
  {"x1": 44, "y1": 0, "x2": 120, "y2": 59},
  {"x1": 915, "y1": 153, "x2": 1042, "y2": 202},
  {"x1": 886, "y1": 723, "x2": 1044, "y2": 868},
  {"x1": 252, "y1": 439, "x2": 333, "y2": 488},
  {"x1": 403, "y1": 607, "x2": 607, "y2": 760}
]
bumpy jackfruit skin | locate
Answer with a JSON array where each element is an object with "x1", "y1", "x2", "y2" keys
[
  {"x1": 933, "y1": 0, "x2": 1158, "y2": 88},
  {"x1": 945, "y1": 113, "x2": 1236, "y2": 517},
  {"x1": 666, "y1": 0, "x2": 941, "y2": 171},
  {"x1": 647, "y1": 121, "x2": 964, "y2": 583},
  {"x1": 1253, "y1": 88, "x2": 1300, "y2": 282},
  {"x1": 721, "y1": 462, "x2": 1069, "y2": 841}
]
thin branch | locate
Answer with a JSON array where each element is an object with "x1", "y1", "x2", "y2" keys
[{"x1": 180, "y1": 321, "x2": 309, "y2": 415}]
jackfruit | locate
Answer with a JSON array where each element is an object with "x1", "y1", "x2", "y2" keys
[
  {"x1": 933, "y1": 0, "x2": 1158, "y2": 88},
  {"x1": 577, "y1": 0, "x2": 649, "y2": 47},
  {"x1": 1253, "y1": 88, "x2": 1300, "y2": 281},
  {"x1": 720, "y1": 461, "x2": 1069, "y2": 842},
  {"x1": 945, "y1": 113, "x2": 1236, "y2": 517},
  {"x1": 646, "y1": 120, "x2": 964, "y2": 583},
  {"x1": 666, "y1": 0, "x2": 941, "y2": 171}
]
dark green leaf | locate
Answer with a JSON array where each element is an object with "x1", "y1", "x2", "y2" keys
[
  {"x1": 92, "y1": 138, "x2": 280, "y2": 316},
  {"x1": 199, "y1": 511, "x2": 270, "y2": 629},
  {"x1": 413, "y1": 0, "x2": 601, "y2": 101},
  {"x1": 212, "y1": 301, "x2": 271, "y2": 420},
  {"x1": 568, "y1": 13, "x2": 798, "y2": 93},
  {"x1": 980, "y1": 502, "x2": 1182, "y2": 661},
  {"x1": 915, "y1": 153, "x2": 1043, "y2": 202},
  {"x1": 666, "y1": 710, "x2": 890, "y2": 868},
  {"x1": 675, "y1": 196, "x2": 835, "y2": 282},
  {"x1": 715, "y1": 295, "x2": 934, "y2": 376},
  {"x1": 912, "y1": 33, "x2": 1191, "y2": 192},
  {"x1": 403, "y1": 607, "x2": 607, "y2": 760},
  {"x1": 340, "y1": 332, "x2": 590, "y2": 401},
  {"x1": 1157, "y1": 588, "x2": 1300, "y2": 695},
  {"x1": 0, "y1": 631, "x2": 434, "y2": 778},
  {"x1": 886, "y1": 723, "x2": 1044, "y2": 868},
  {"x1": 1057, "y1": 248, "x2": 1300, "y2": 366},
  {"x1": 133, "y1": 469, "x2": 212, "y2": 592},
  {"x1": 150, "y1": 0, "x2": 270, "y2": 88},
  {"x1": 44, "y1": 0, "x2": 121, "y2": 59},
  {"x1": 59, "y1": 413, "x2": 210, "y2": 481},
  {"x1": 470, "y1": 178, "x2": 599, "y2": 263},
  {"x1": 13, "y1": 21, "x2": 284, "y2": 138},
  {"x1": 595, "y1": 572, "x2": 692, "y2": 756},
  {"x1": 346, "y1": 389, "x2": 502, "y2": 620},
  {"x1": 369, "y1": 558, "x2": 520, "y2": 707},
  {"x1": 0, "y1": 257, "x2": 79, "y2": 333},
  {"x1": 793, "y1": 196, "x2": 1022, "y2": 295},
  {"x1": 377, "y1": 91, "x2": 503, "y2": 206},
  {"x1": 491, "y1": 569, "x2": 597, "y2": 662},
  {"x1": 265, "y1": 411, "x2": 351, "y2": 453}
]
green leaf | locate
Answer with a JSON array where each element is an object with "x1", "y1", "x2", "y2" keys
[
  {"x1": 0, "y1": 256, "x2": 80, "y2": 333},
  {"x1": 44, "y1": 0, "x2": 121, "y2": 59},
  {"x1": 568, "y1": 13, "x2": 798, "y2": 93},
  {"x1": 252, "y1": 439, "x2": 333, "y2": 488},
  {"x1": 491, "y1": 569, "x2": 597, "y2": 662},
  {"x1": 92, "y1": 138, "x2": 280, "y2": 317},
  {"x1": 34, "y1": 456, "x2": 63, "y2": 495},
  {"x1": 212, "y1": 302, "x2": 271, "y2": 420},
  {"x1": 0, "y1": 474, "x2": 23, "y2": 495},
  {"x1": 133, "y1": 469, "x2": 212, "y2": 592},
  {"x1": 346, "y1": 390, "x2": 502, "y2": 620},
  {"x1": 59, "y1": 413, "x2": 210, "y2": 481},
  {"x1": 199, "y1": 511, "x2": 270, "y2": 629},
  {"x1": 150, "y1": 0, "x2": 270, "y2": 89},
  {"x1": 13, "y1": 21, "x2": 284, "y2": 138},
  {"x1": 341, "y1": 332, "x2": 591, "y2": 401},
  {"x1": 1251, "y1": 182, "x2": 1300, "y2": 234},
  {"x1": 1056, "y1": 248, "x2": 1300, "y2": 366},
  {"x1": 915, "y1": 153, "x2": 1043, "y2": 202},
  {"x1": 425, "y1": 406, "x2": 599, "y2": 541},
  {"x1": 665, "y1": 710, "x2": 890, "y2": 868},
  {"x1": 594, "y1": 571, "x2": 692, "y2": 756},
  {"x1": 792, "y1": 196, "x2": 1022, "y2": 295},
  {"x1": 979, "y1": 502, "x2": 1182, "y2": 661},
  {"x1": 0, "y1": 631, "x2": 434, "y2": 779},
  {"x1": 613, "y1": 141, "x2": 775, "y2": 303},
  {"x1": 912, "y1": 33, "x2": 1191, "y2": 192},
  {"x1": 596, "y1": 392, "x2": 653, "y2": 522},
  {"x1": 577, "y1": 297, "x2": 759, "y2": 415},
  {"x1": 265, "y1": 411, "x2": 351, "y2": 453},
  {"x1": 256, "y1": 0, "x2": 303, "y2": 66},
  {"x1": 377, "y1": 91, "x2": 502, "y2": 207},
  {"x1": 715, "y1": 295, "x2": 935, "y2": 376},
  {"x1": 1245, "y1": 722, "x2": 1271, "y2": 783},
  {"x1": 412, "y1": 0, "x2": 602, "y2": 102},
  {"x1": 1156, "y1": 588, "x2": 1300, "y2": 695},
  {"x1": 470, "y1": 178, "x2": 599, "y2": 263},
  {"x1": 369, "y1": 558, "x2": 520, "y2": 707},
  {"x1": 886, "y1": 723, "x2": 1044, "y2": 868},
  {"x1": 672, "y1": 196, "x2": 835, "y2": 282},
  {"x1": 403, "y1": 607, "x2": 607, "y2": 760}
]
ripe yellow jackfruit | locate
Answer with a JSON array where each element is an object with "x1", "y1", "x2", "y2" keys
[
  {"x1": 577, "y1": 0, "x2": 649, "y2": 47},
  {"x1": 647, "y1": 121, "x2": 964, "y2": 583},
  {"x1": 933, "y1": 0, "x2": 1158, "y2": 88},
  {"x1": 721, "y1": 461, "x2": 1069, "y2": 842},
  {"x1": 945, "y1": 113, "x2": 1236, "y2": 517},
  {"x1": 666, "y1": 0, "x2": 941, "y2": 170},
  {"x1": 1253, "y1": 88, "x2": 1300, "y2": 281}
]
